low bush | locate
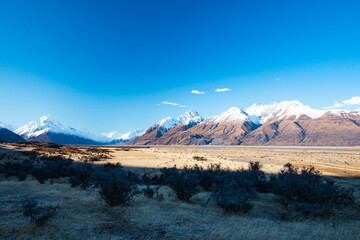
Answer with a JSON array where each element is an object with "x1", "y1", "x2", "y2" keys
[
  {"x1": 31, "y1": 156, "x2": 74, "y2": 184},
  {"x1": 142, "y1": 185, "x2": 161, "y2": 199},
  {"x1": 21, "y1": 198, "x2": 58, "y2": 227},
  {"x1": 31, "y1": 166, "x2": 50, "y2": 184},
  {"x1": 103, "y1": 162, "x2": 123, "y2": 171},
  {"x1": 161, "y1": 167, "x2": 199, "y2": 201},
  {"x1": 212, "y1": 170, "x2": 256, "y2": 214},
  {"x1": 209, "y1": 162, "x2": 267, "y2": 214},
  {"x1": 0, "y1": 153, "x2": 6, "y2": 161},
  {"x1": 1, "y1": 160, "x2": 33, "y2": 181},
  {"x1": 142, "y1": 173, "x2": 165, "y2": 185},
  {"x1": 70, "y1": 162, "x2": 94, "y2": 190},
  {"x1": 271, "y1": 163, "x2": 355, "y2": 218},
  {"x1": 193, "y1": 156, "x2": 207, "y2": 161},
  {"x1": 187, "y1": 163, "x2": 223, "y2": 191},
  {"x1": 96, "y1": 167, "x2": 139, "y2": 206},
  {"x1": 213, "y1": 182, "x2": 254, "y2": 214}
]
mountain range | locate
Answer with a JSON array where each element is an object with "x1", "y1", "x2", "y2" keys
[{"x1": 1, "y1": 100, "x2": 360, "y2": 146}]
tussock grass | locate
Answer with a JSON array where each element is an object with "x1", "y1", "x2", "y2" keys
[
  {"x1": 1, "y1": 144, "x2": 360, "y2": 239},
  {"x1": 0, "y1": 177, "x2": 359, "y2": 240}
]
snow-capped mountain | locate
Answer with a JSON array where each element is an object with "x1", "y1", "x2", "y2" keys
[
  {"x1": 118, "y1": 128, "x2": 145, "y2": 140},
  {"x1": 155, "y1": 110, "x2": 204, "y2": 130},
  {"x1": 103, "y1": 128, "x2": 145, "y2": 141},
  {"x1": 15, "y1": 115, "x2": 108, "y2": 144},
  {"x1": 211, "y1": 107, "x2": 252, "y2": 123},
  {"x1": 3, "y1": 100, "x2": 360, "y2": 146},
  {"x1": 102, "y1": 131, "x2": 119, "y2": 139},
  {"x1": 177, "y1": 110, "x2": 204, "y2": 126},
  {"x1": 0, "y1": 121, "x2": 16, "y2": 131},
  {"x1": 325, "y1": 108, "x2": 360, "y2": 118},
  {"x1": 245, "y1": 100, "x2": 325, "y2": 124},
  {"x1": 133, "y1": 100, "x2": 360, "y2": 146},
  {"x1": 132, "y1": 110, "x2": 204, "y2": 145},
  {"x1": 245, "y1": 100, "x2": 360, "y2": 124}
]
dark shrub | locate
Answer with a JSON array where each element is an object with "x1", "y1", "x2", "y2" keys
[
  {"x1": 43, "y1": 156, "x2": 74, "y2": 178},
  {"x1": 212, "y1": 169, "x2": 256, "y2": 214},
  {"x1": 31, "y1": 167, "x2": 50, "y2": 184},
  {"x1": 20, "y1": 150, "x2": 38, "y2": 160},
  {"x1": 0, "y1": 153, "x2": 6, "y2": 161},
  {"x1": 161, "y1": 167, "x2": 199, "y2": 201},
  {"x1": 213, "y1": 183, "x2": 253, "y2": 214},
  {"x1": 208, "y1": 162, "x2": 267, "y2": 214},
  {"x1": 142, "y1": 173, "x2": 165, "y2": 186},
  {"x1": 70, "y1": 162, "x2": 94, "y2": 189},
  {"x1": 103, "y1": 162, "x2": 122, "y2": 171},
  {"x1": 16, "y1": 169, "x2": 28, "y2": 181},
  {"x1": 142, "y1": 185, "x2": 158, "y2": 199},
  {"x1": 1, "y1": 160, "x2": 33, "y2": 181},
  {"x1": 21, "y1": 198, "x2": 41, "y2": 222},
  {"x1": 34, "y1": 206, "x2": 58, "y2": 227},
  {"x1": 246, "y1": 161, "x2": 272, "y2": 193},
  {"x1": 271, "y1": 163, "x2": 355, "y2": 218},
  {"x1": 21, "y1": 198, "x2": 58, "y2": 227},
  {"x1": 31, "y1": 156, "x2": 74, "y2": 184},
  {"x1": 193, "y1": 156, "x2": 207, "y2": 161},
  {"x1": 96, "y1": 168, "x2": 138, "y2": 206},
  {"x1": 187, "y1": 163, "x2": 223, "y2": 191}
]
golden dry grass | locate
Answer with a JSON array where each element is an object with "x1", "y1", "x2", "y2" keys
[
  {"x1": 1, "y1": 143, "x2": 360, "y2": 239},
  {"x1": 0, "y1": 177, "x2": 359, "y2": 240},
  {"x1": 101, "y1": 145, "x2": 360, "y2": 178}
]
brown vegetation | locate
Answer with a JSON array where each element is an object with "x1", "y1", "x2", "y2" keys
[{"x1": 0, "y1": 143, "x2": 360, "y2": 239}]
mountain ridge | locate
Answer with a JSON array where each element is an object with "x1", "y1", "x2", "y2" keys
[{"x1": 3, "y1": 100, "x2": 360, "y2": 146}]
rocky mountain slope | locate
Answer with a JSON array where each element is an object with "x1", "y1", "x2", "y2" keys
[
  {"x1": 0, "y1": 127, "x2": 25, "y2": 143},
  {"x1": 132, "y1": 101, "x2": 360, "y2": 146},
  {"x1": 4, "y1": 100, "x2": 360, "y2": 146},
  {"x1": 132, "y1": 110, "x2": 204, "y2": 145}
]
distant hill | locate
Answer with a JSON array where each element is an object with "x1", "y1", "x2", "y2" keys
[{"x1": 0, "y1": 127, "x2": 25, "y2": 143}]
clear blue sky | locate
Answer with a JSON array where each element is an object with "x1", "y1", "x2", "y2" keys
[{"x1": 0, "y1": 0, "x2": 360, "y2": 134}]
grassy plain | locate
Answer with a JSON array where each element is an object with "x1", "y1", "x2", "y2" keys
[{"x1": 0, "y1": 143, "x2": 360, "y2": 239}]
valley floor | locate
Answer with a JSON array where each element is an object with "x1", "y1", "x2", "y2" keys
[
  {"x1": 1, "y1": 143, "x2": 360, "y2": 239},
  {"x1": 104, "y1": 145, "x2": 360, "y2": 178},
  {"x1": 1, "y1": 177, "x2": 360, "y2": 240}
]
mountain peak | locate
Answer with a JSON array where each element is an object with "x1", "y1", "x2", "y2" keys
[
  {"x1": 15, "y1": 115, "x2": 108, "y2": 143},
  {"x1": 155, "y1": 110, "x2": 203, "y2": 130},
  {"x1": 182, "y1": 110, "x2": 199, "y2": 118},
  {"x1": 212, "y1": 107, "x2": 250, "y2": 123},
  {"x1": 0, "y1": 121, "x2": 16, "y2": 131},
  {"x1": 246, "y1": 100, "x2": 325, "y2": 124},
  {"x1": 38, "y1": 115, "x2": 51, "y2": 122}
]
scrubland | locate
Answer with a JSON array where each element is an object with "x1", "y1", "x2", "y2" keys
[{"x1": 0, "y1": 142, "x2": 360, "y2": 240}]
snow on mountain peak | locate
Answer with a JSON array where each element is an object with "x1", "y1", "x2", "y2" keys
[
  {"x1": 102, "y1": 131, "x2": 118, "y2": 139},
  {"x1": 178, "y1": 110, "x2": 203, "y2": 125},
  {"x1": 246, "y1": 100, "x2": 325, "y2": 124},
  {"x1": 0, "y1": 121, "x2": 16, "y2": 131},
  {"x1": 156, "y1": 110, "x2": 203, "y2": 130},
  {"x1": 38, "y1": 115, "x2": 50, "y2": 122},
  {"x1": 118, "y1": 128, "x2": 145, "y2": 140},
  {"x1": 15, "y1": 115, "x2": 62, "y2": 138},
  {"x1": 156, "y1": 117, "x2": 178, "y2": 130},
  {"x1": 212, "y1": 107, "x2": 250, "y2": 123},
  {"x1": 15, "y1": 115, "x2": 108, "y2": 142},
  {"x1": 102, "y1": 128, "x2": 146, "y2": 141}
]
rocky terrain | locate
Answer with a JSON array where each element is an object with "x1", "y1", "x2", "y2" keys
[
  {"x1": 1, "y1": 100, "x2": 360, "y2": 146},
  {"x1": 133, "y1": 101, "x2": 360, "y2": 146}
]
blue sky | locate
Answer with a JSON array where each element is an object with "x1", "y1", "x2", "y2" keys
[{"x1": 0, "y1": 0, "x2": 360, "y2": 134}]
